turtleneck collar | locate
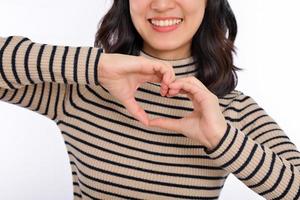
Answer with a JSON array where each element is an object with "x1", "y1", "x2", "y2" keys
[{"x1": 139, "y1": 50, "x2": 198, "y2": 78}]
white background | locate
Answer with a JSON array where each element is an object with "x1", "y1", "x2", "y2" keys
[{"x1": 0, "y1": 0, "x2": 299, "y2": 199}]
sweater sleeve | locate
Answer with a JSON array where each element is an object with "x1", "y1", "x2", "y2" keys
[
  {"x1": 204, "y1": 92, "x2": 300, "y2": 200},
  {"x1": 0, "y1": 36, "x2": 103, "y2": 121}
]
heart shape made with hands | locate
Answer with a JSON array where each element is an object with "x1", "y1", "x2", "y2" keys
[{"x1": 132, "y1": 76, "x2": 228, "y2": 148}]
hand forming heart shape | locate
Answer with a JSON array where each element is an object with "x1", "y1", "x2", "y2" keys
[
  {"x1": 99, "y1": 53, "x2": 226, "y2": 150},
  {"x1": 148, "y1": 76, "x2": 227, "y2": 150}
]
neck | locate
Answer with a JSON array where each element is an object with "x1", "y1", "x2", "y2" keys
[{"x1": 141, "y1": 47, "x2": 191, "y2": 61}]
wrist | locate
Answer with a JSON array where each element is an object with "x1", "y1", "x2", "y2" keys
[
  {"x1": 98, "y1": 53, "x2": 107, "y2": 76},
  {"x1": 98, "y1": 53, "x2": 112, "y2": 86},
  {"x1": 205, "y1": 123, "x2": 227, "y2": 151},
  {"x1": 206, "y1": 134, "x2": 223, "y2": 151}
]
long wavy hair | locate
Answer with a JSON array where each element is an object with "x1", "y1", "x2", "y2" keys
[{"x1": 94, "y1": 0, "x2": 243, "y2": 98}]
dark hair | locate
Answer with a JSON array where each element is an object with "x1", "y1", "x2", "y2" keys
[{"x1": 94, "y1": 0, "x2": 243, "y2": 98}]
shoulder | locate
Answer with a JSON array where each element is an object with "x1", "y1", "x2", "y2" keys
[
  {"x1": 218, "y1": 89, "x2": 260, "y2": 110},
  {"x1": 219, "y1": 90, "x2": 266, "y2": 130}
]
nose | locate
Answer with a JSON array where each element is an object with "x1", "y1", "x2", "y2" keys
[{"x1": 150, "y1": 0, "x2": 176, "y2": 12}]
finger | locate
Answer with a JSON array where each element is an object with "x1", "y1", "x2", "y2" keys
[
  {"x1": 167, "y1": 88, "x2": 193, "y2": 101},
  {"x1": 151, "y1": 61, "x2": 176, "y2": 87},
  {"x1": 139, "y1": 58, "x2": 175, "y2": 96},
  {"x1": 167, "y1": 88, "x2": 187, "y2": 97},
  {"x1": 169, "y1": 77, "x2": 209, "y2": 92},
  {"x1": 143, "y1": 63, "x2": 174, "y2": 96},
  {"x1": 149, "y1": 117, "x2": 182, "y2": 132},
  {"x1": 122, "y1": 98, "x2": 149, "y2": 126},
  {"x1": 169, "y1": 81, "x2": 199, "y2": 95},
  {"x1": 135, "y1": 73, "x2": 168, "y2": 97},
  {"x1": 137, "y1": 58, "x2": 175, "y2": 85},
  {"x1": 160, "y1": 82, "x2": 169, "y2": 96},
  {"x1": 139, "y1": 73, "x2": 162, "y2": 83},
  {"x1": 167, "y1": 81, "x2": 208, "y2": 102},
  {"x1": 152, "y1": 64, "x2": 169, "y2": 84},
  {"x1": 157, "y1": 62, "x2": 175, "y2": 96},
  {"x1": 161, "y1": 62, "x2": 176, "y2": 85}
]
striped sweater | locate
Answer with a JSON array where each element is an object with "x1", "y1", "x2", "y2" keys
[{"x1": 0, "y1": 36, "x2": 300, "y2": 200}]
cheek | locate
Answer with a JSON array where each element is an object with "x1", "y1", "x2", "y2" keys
[
  {"x1": 185, "y1": 7, "x2": 206, "y2": 34},
  {"x1": 129, "y1": 0, "x2": 148, "y2": 20},
  {"x1": 183, "y1": 0, "x2": 206, "y2": 20},
  {"x1": 129, "y1": 1, "x2": 147, "y2": 33}
]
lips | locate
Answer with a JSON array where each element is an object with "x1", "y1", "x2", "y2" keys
[
  {"x1": 147, "y1": 16, "x2": 184, "y2": 33},
  {"x1": 148, "y1": 16, "x2": 183, "y2": 20},
  {"x1": 148, "y1": 17, "x2": 184, "y2": 26},
  {"x1": 147, "y1": 16, "x2": 184, "y2": 25}
]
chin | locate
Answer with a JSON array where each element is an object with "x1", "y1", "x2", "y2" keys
[{"x1": 148, "y1": 41, "x2": 181, "y2": 52}]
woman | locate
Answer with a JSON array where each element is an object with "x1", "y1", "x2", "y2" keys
[{"x1": 0, "y1": 0, "x2": 299, "y2": 199}]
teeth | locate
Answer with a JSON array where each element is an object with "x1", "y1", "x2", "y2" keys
[{"x1": 150, "y1": 19, "x2": 183, "y2": 27}]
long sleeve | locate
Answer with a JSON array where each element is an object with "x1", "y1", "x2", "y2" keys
[
  {"x1": 204, "y1": 92, "x2": 300, "y2": 199},
  {"x1": 0, "y1": 36, "x2": 103, "y2": 121}
]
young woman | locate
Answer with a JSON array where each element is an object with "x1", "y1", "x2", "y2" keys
[{"x1": 1, "y1": 0, "x2": 299, "y2": 199}]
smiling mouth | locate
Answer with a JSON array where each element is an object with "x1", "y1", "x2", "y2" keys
[{"x1": 148, "y1": 18, "x2": 183, "y2": 27}]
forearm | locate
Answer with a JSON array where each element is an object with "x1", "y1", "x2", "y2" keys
[
  {"x1": 204, "y1": 121, "x2": 227, "y2": 152},
  {"x1": 204, "y1": 121, "x2": 300, "y2": 199},
  {"x1": 0, "y1": 36, "x2": 103, "y2": 89}
]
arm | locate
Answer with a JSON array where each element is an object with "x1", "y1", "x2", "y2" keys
[
  {"x1": 204, "y1": 92, "x2": 300, "y2": 200},
  {"x1": 0, "y1": 36, "x2": 103, "y2": 121}
]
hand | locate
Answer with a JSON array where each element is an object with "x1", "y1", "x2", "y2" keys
[
  {"x1": 148, "y1": 77, "x2": 227, "y2": 150},
  {"x1": 98, "y1": 53, "x2": 175, "y2": 126}
]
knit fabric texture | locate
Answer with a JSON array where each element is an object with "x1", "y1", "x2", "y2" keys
[{"x1": 1, "y1": 36, "x2": 300, "y2": 199}]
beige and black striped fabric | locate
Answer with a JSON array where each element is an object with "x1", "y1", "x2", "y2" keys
[{"x1": 1, "y1": 36, "x2": 299, "y2": 200}]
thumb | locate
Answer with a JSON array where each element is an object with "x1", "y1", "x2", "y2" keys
[
  {"x1": 123, "y1": 98, "x2": 149, "y2": 126},
  {"x1": 149, "y1": 117, "x2": 182, "y2": 132}
]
